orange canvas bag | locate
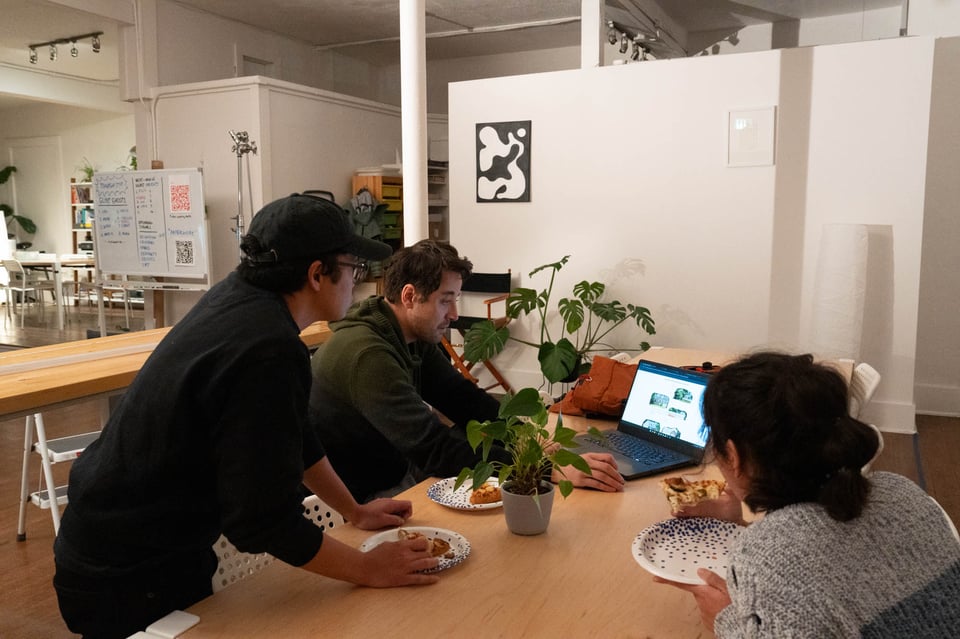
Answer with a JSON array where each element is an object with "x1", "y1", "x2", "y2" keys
[{"x1": 549, "y1": 356, "x2": 637, "y2": 417}]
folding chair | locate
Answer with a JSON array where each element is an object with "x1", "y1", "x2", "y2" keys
[
  {"x1": 212, "y1": 495, "x2": 344, "y2": 592},
  {"x1": 2, "y1": 258, "x2": 57, "y2": 327},
  {"x1": 441, "y1": 271, "x2": 513, "y2": 394},
  {"x1": 848, "y1": 362, "x2": 881, "y2": 418}
]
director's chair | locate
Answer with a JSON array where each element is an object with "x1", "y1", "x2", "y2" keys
[{"x1": 441, "y1": 271, "x2": 513, "y2": 394}]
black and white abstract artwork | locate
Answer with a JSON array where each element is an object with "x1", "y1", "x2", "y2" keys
[{"x1": 476, "y1": 120, "x2": 531, "y2": 202}]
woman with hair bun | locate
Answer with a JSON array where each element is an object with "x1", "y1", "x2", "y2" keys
[{"x1": 655, "y1": 351, "x2": 960, "y2": 637}]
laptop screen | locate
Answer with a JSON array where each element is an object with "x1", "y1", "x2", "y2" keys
[{"x1": 620, "y1": 360, "x2": 711, "y2": 449}]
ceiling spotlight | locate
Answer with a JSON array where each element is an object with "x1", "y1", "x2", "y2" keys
[
  {"x1": 29, "y1": 31, "x2": 104, "y2": 64},
  {"x1": 606, "y1": 21, "x2": 618, "y2": 45},
  {"x1": 619, "y1": 33, "x2": 629, "y2": 54}
]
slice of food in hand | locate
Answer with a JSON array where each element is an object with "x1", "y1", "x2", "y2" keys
[
  {"x1": 659, "y1": 477, "x2": 726, "y2": 513},
  {"x1": 469, "y1": 483, "x2": 501, "y2": 504},
  {"x1": 397, "y1": 529, "x2": 455, "y2": 558}
]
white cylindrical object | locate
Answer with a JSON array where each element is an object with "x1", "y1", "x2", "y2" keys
[
  {"x1": 400, "y1": 0, "x2": 427, "y2": 244},
  {"x1": 810, "y1": 223, "x2": 869, "y2": 360}
]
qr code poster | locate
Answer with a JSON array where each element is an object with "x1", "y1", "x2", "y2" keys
[
  {"x1": 92, "y1": 168, "x2": 207, "y2": 279},
  {"x1": 168, "y1": 175, "x2": 193, "y2": 214},
  {"x1": 476, "y1": 120, "x2": 531, "y2": 203},
  {"x1": 175, "y1": 239, "x2": 195, "y2": 266}
]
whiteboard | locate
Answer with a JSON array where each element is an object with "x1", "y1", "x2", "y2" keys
[{"x1": 92, "y1": 168, "x2": 208, "y2": 279}]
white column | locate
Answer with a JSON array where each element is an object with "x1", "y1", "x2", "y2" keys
[
  {"x1": 399, "y1": 0, "x2": 428, "y2": 244},
  {"x1": 581, "y1": 0, "x2": 603, "y2": 68}
]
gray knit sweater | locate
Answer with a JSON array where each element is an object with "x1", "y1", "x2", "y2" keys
[{"x1": 714, "y1": 472, "x2": 960, "y2": 638}]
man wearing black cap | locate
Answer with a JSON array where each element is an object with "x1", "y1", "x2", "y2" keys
[{"x1": 53, "y1": 194, "x2": 440, "y2": 639}]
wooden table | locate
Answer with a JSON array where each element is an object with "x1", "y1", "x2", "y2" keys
[
  {"x1": 15, "y1": 254, "x2": 96, "y2": 331},
  {"x1": 180, "y1": 346, "x2": 851, "y2": 639},
  {"x1": 0, "y1": 322, "x2": 331, "y2": 420},
  {"x1": 184, "y1": 448, "x2": 717, "y2": 638}
]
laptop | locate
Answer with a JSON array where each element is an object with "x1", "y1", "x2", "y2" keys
[{"x1": 571, "y1": 360, "x2": 711, "y2": 479}]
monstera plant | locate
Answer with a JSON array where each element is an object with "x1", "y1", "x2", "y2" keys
[
  {"x1": 1, "y1": 165, "x2": 38, "y2": 239},
  {"x1": 463, "y1": 255, "x2": 656, "y2": 384}
]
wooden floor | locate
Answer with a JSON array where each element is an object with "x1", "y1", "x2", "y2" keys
[
  {"x1": 0, "y1": 308, "x2": 957, "y2": 637},
  {"x1": 1, "y1": 297, "x2": 146, "y2": 349}
]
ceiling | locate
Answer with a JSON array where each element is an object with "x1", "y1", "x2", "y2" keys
[{"x1": 0, "y1": 0, "x2": 902, "y2": 109}]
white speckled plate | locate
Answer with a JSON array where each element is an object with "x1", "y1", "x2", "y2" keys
[
  {"x1": 427, "y1": 477, "x2": 502, "y2": 510},
  {"x1": 632, "y1": 517, "x2": 741, "y2": 585},
  {"x1": 360, "y1": 527, "x2": 471, "y2": 573}
]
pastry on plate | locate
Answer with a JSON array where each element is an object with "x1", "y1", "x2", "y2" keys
[
  {"x1": 659, "y1": 477, "x2": 726, "y2": 513},
  {"x1": 469, "y1": 483, "x2": 501, "y2": 505}
]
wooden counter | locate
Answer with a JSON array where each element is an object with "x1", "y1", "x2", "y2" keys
[{"x1": 0, "y1": 322, "x2": 331, "y2": 420}]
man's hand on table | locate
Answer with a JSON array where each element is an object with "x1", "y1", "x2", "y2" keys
[
  {"x1": 350, "y1": 498, "x2": 413, "y2": 530},
  {"x1": 554, "y1": 452, "x2": 625, "y2": 492},
  {"x1": 359, "y1": 535, "x2": 441, "y2": 587}
]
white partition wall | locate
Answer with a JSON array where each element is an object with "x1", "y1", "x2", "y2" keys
[
  {"x1": 449, "y1": 36, "x2": 949, "y2": 433},
  {"x1": 150, "y1": 76, "x2": 403, "y2": 323}
]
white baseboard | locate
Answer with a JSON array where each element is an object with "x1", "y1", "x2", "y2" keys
[{"x1": 914, "y1": 382, "x2": 960, "y2": 417}]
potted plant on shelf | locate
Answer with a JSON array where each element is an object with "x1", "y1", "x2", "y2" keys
[
  {"x1": 455, "y1": 387, "x2": 600, "y2": 535},
  {"x1": 463, "y1": 255, "x2": 657, "y2": 385},
  {"x1": 77, "y1": 157, "x2": 96, "y2": 182}
]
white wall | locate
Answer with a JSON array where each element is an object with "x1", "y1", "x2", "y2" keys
[
  {"x1": 153, "y1": 0, "x2": 323, "y2": 89},
  {"x1": 794, "y1": 38, "x2": 935, "y2": 431},
  {"x1": 449, "y1": 52, "x2": 781, "y2": 386},
  {"x1": 150, "y1": 76, "x2": 403, "y2": 323},
  {"x1": 0, "y1": 103, "x2": 134, "y2": 254},
  {"x1": 915, "y1": 36, "x2": 960, "y2": 416},
  {"x1": 448, "y1": 36, "x2": 943, "y2": 432}
]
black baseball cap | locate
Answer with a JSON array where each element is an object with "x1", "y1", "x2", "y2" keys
[{"x1": 244, "y1": 193, "x2": 392, "y2": 264}]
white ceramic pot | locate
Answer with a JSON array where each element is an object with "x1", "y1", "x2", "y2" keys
[{"x1": 500, "y1": 480, "x2": 555, "y2": 535}]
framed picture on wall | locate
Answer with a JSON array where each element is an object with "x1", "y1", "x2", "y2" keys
[{"x1": 476, "y1": 120, "x2": 531, "y2": 202}]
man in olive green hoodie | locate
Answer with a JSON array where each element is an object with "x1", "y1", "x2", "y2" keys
[{"x1": 309, "y1": 240, "x2": 624, "y2": 502}]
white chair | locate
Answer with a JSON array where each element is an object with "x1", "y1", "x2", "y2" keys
[
  {"x1": 17, "y1": 413, "x2": 100, "y2": 539},
  {"x1": 75, "y1": 275, "x2": 132, "y2": 329},
  {"x1": 2, "y1": 258, "x2": 57, "y2": 327},
  {"x1": 931, "y1": 497, "x2": 960, "y2": 543},
  {"x1": 848, "y1": 362, "x2": 881, "y2": 418},
  {"x1": 861, "y1": 422, "x2": 885, "y2": 475},
  {"x1": 212, "y1": 495, "x2": 345, "y2": 592}
]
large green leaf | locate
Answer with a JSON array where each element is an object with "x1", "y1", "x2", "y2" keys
[
  {"x1": 498, "y1": 387, "x2": 543, "y2": 418},
  {"x1": 0, "y1": 165, "x2": 15, "y2": 185},
  {"x1": 557, "y1": 297, "x2": 584, "y2": 333},
  {"x1": 527, "y1": 255, "x2": 569, "y2": 278},
  {"x1": 627, "y1": 304, "x2": 657, "y2": 335},
  {"x1": 538, "y1": 339, "x2": 579, "y2": 383},
  {"x1": 462, "y1": 319, "x2": 510, "y2": 362},
  {"x1": 590, "y1": 300, "x2": 628, "y2": 323},
  {"x1": 11, "y1": 214, "x2": 37, "y2": 234},
  {"x1": 505, "y1": 286, "x2": 540, "y2": 318},
  {"x1": 573, "y1": 280, "x2": 604, "y2": 303},
  {"x1": 552, "y1": 448, "x2": 591, "y2": 474}
]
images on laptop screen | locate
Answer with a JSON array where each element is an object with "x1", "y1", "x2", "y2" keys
[{"x1": 620, "y1": 363, "x2": 709, "y2": 448}]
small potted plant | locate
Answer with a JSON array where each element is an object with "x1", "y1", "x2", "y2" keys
[
  {"x1": 455, "y1": 387, "x2": 600, "y2": 535},
  {"x1": 463, "y1": 255, "x2": 657, "y2": 384}
]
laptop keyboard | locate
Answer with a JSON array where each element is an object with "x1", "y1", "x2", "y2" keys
[{"x1": 585, "y1": 431, "x2": 688, "y2": 466}]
